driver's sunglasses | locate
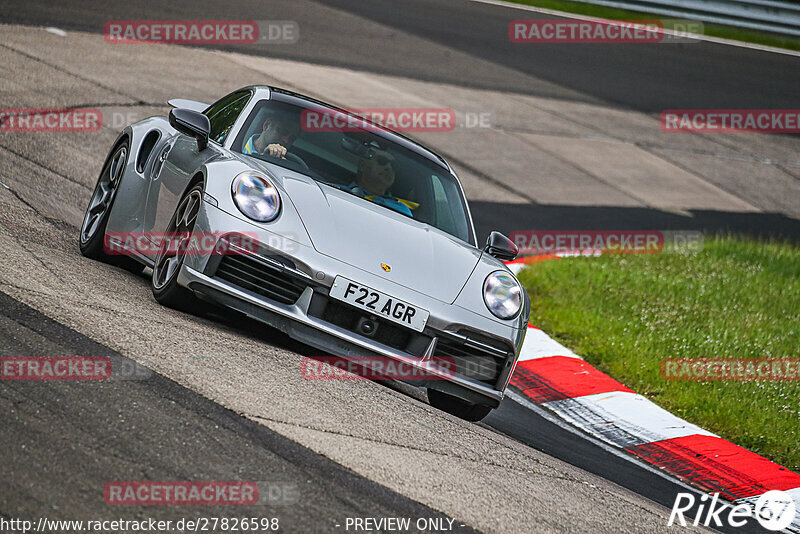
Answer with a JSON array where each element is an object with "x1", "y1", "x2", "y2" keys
[{"x1": 368, "y1": 150, "x2": 394, "y2": 166}]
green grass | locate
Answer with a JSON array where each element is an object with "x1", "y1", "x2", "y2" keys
[
  {"x1": 517, "y1": 236, "x2": 800, "y2": 470},
  {"x1": 506, "y1": 0, "x2": 800, "y2": 52}
]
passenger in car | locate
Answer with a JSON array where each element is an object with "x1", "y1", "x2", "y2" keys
[{"x1": 342, "y1": 148, "x2": 417, "y2": 217}]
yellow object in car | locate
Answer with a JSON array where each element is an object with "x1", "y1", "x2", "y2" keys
[{"x1": 363, "y1": 196, "x2": 419, "y2": 210}]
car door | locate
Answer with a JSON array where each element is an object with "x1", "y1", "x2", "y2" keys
[{"x1": 147, "y1": 90, "x2": 252, "y2": 235}]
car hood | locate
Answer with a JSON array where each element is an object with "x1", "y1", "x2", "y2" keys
[{"x1": 279, "y1": 174, "x2": 481, "y2": 303}]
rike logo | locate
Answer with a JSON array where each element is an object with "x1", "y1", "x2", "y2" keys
[{"x1": 668, "y1": 490, "x2": 796, "y2": 531}]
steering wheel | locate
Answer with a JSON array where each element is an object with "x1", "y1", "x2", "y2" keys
[{"x1": 285, "y1": 152, "x2": 309, "y2": 171}]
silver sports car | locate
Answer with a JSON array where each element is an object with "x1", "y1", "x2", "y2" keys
[{"x1": 80, "y1": 86, "x2": 529, "y2": 421}]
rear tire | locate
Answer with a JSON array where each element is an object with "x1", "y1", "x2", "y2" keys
[
  {"x1": 150, "y1": 184, "x2": 203, "y2": 312},
  {"x1": 427, "y1": 389, "x2": 493, "y2": 422},
  {"x1": 79, "y1": 139, "x2": 145, "y2": 275}
]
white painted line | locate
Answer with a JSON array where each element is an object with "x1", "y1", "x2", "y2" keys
[
  {"x1": 788, "y1": 488, "x2": 800, "y2": 532},
  {"x1": 506, "y1": 262, "x2": 526, "y2": 275},
  {"x1": 518, "y1": 326, "x2": 581, "y2": 361},
  {"x1": 467, "y1": 0, "x2": 800, "y2": 58},
  {"x1": 778, "y1": 487, "x2": 800, "y2": 532},
  {"x1": 735, "y1": 486, "x2": 800, "y2": 533},
  {"x1": 543, "y1": 390, "x2": 716, "y2": 447},
  {"x1": 780, "y1": 486, "x2": 800, "y2": 502},
  {"x1": 45, "y1": 27, "x2": 67, "y2": 37}
]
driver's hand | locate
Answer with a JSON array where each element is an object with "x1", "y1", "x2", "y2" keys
[{"x1": 265, "y1": 143, "x2": 287, "y2": 159}]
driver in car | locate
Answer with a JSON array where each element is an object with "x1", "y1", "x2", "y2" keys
[
  {"x1": 343, "y1": 148, "x2": 416, "y2": 217},
  {"x1": 242, "y1": 110, "x2": 300, "y2": 159}
]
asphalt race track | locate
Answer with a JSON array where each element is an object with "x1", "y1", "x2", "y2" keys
[
  {"x1": 4, "y1": 0, "x2": 800, "y2": 111},
  {"x1": 1, "y1": 0, "x2": 798, "y2": 532},
  {"x1": 0, "y1": 291, "x2": 477, "y2": 533}
]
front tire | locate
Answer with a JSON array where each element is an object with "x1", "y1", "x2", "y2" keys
[
  {"x1": 150, "y1": 183, "x2": 204, "y2": 312},
  {"x1": 427, "y1": 389, "x2": 493, "y2": 422}
]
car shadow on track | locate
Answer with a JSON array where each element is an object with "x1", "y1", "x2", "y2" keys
[
  {"x1": 201, "y1": 301, "x2": 432, "y2": 404},
  {"x1": 128, "y1": 267, "x2": 432, "y2": 407}
]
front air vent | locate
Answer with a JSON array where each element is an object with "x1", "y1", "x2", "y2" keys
[
  {"x1": 136, "y1": 130, "x2": 161, "y2": 173},
  {"x1": 214, "y1": 254, "x2": 308, "y2": 305},
  {"x1": 435, "y1": 334, "x2": 511, "y2": 386}
]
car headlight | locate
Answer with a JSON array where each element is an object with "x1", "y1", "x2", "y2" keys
[
  {"x1": 483, "y1": 271, "x2": 522, "y2": 320},
  {"x1": 231, "y1": 171, "x2": 281, "y2": 222}
]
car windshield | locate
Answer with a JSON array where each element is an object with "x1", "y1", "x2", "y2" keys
[{"x1": 231, "y1": 99, "x2": 473, "y2": 244}]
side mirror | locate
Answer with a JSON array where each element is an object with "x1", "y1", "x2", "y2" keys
[
  {"x1": 169, "y1": 108, "x2": 210, "y2": 151},
  {"x1": 484, "y1": 231, "x2": 518, "y2": 261}
]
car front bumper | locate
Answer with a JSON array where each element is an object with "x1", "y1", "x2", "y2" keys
[{"x1": 176, "y1": 200, "x2": 526, "y2": 407}]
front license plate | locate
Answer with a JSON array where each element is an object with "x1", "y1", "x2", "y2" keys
[{"x1": 329, "y1": 276, "x2": 429, "y2": 332}]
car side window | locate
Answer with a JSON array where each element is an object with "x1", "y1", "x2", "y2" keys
[
  {"x1": 204, "y1": 91, "x2": 252, "y2": 145},
  {"x1": 431, "y1": 174, "x2": 470, "y2": 241}
]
